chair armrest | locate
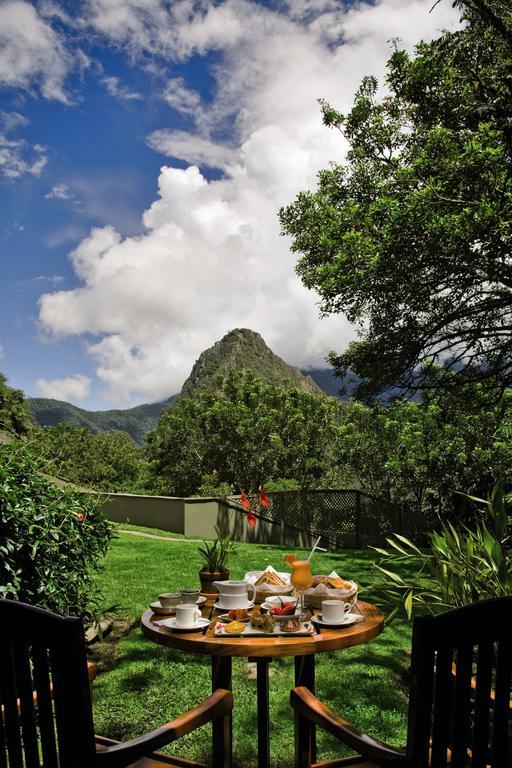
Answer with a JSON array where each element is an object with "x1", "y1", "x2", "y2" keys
[
  {"x1": 87, "y1": 662, "x2": 97, "y2": 684},
  {"x1": 96, "y1": 689, "x2": 233, "y2": 768},
  {"x1": 291, "y1": 687, "x2": 406, "y2": 767}
]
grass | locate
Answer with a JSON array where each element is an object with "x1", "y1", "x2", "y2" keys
[{"x1": 92, "y1": 529, "x2": 414, "y2": 768}]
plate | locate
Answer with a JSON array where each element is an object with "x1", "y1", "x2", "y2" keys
[
  {"x1": 150, "y1": 601, "x2": 176, "y2": 615},
  {"x1": 155, "y1": 617, "x2": 210, "y2": 631},
  {"x1": 150, "y1": 596, "x2": 206, "y2": 615},
  {"x1": 215, "y1": 620, "x2": 314, "y2": 637},
  {"x1": 311, "y1": 613, "x2": 359, "y2": 628},
  {"x1": 213, "y1": 601, "x2": 254, "y2": 612}
]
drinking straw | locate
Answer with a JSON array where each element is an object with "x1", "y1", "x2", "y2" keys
[{"x1": 307, "y1": 535, "x2": 322, "y2": 561}]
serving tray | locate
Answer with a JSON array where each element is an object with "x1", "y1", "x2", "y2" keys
[{"x1": 214, "y1": 621, "x2": 314, "y2": 637}]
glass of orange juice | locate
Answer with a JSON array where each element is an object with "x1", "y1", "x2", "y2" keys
[{"x1": 290, "y1": 559, "x2": 312, "y2": 612}]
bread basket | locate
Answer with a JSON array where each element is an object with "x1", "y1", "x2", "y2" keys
[{"x1": 303, "y1": 574, "x2": 358, "y2": 610}]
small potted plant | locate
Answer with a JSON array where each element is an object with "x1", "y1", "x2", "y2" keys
[{"x1": 198, "y1": 525, "x2": 237, "y2": 596}]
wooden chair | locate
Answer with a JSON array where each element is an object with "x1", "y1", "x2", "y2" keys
[
  {"x1": 292, "y1": 596, "x2": 512, "y2": 768},
  {"x1": 0, "y1": 599, "x2": 232, "y2": 768}
]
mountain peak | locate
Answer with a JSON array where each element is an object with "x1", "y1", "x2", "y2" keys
[{"x1": 180, "y1": 328, "x2": 323, "y2": 398}]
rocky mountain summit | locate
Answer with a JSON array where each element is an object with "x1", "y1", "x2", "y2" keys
[{"x1": 180, "y1": 328, "x2": 323, "y2": 398}]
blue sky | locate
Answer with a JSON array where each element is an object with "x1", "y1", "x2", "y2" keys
[{"x1": 0, "y1": 0, "x2": 459, "y2": 409}]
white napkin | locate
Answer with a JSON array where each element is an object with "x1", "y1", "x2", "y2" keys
[{"x1": 154, "y1": 618, "x2": 175, "y2": 627}]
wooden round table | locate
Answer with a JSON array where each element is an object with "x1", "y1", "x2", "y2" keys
[{"x1": 141, "y1": 601, "x2": 384, "y2": 768}]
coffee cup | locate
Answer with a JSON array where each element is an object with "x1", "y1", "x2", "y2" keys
[
  {"x1": 180, "y1": 588, "x2": 200, "y2": 604},
  {"x1": 322, "y1": 599, "x2": 351, "y2": 624},
  {"x1": 175, "y1": 603, "x2": 201, "y2": 628},
  {"x1": 159, "y1": 592, "x2": 181, "y2": 608}
]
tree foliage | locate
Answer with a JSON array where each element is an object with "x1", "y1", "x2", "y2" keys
[
  {"x1": 30, "y1": 424, "x2": 148, "y2": 492},
  {"x1": 336, "y1": 371, "x2": 512, "y2": 517},
  {"x1": 0, "y1": 373, "x2": 32, "y2": 437},
  {"x1": 280, "y1": 1, "x2": 512, "y2": 401},
  {"x1": 0, "y1": 441, "x2": 113, "y2": 617},
  {"x1": 146, "y1": 370, "x2": 344, "y2": 495}
]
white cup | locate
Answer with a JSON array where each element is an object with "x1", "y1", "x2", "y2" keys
[
  {"x1": 175, "y1": 603, "x2": 201, "y2": 628},
  {"x1": 322, "y1": 599, "x2": 351, "y2": 624}
]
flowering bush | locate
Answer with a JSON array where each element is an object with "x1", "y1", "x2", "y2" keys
[{"x1": 0, "y1": 442, "x2": 114, "y2": 617}]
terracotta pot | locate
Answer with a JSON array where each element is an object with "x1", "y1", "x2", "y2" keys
[{"x1": 199, "y1": 569, "x2": 229, "y2": 596}]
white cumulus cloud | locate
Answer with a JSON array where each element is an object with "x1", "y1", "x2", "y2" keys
[
  {"x1": 0, "y1": 0, "x2": 74, "y2": 102},
  {"x1": 35, "y1": 374, "x2": 92, "y2": 402},
  {"x1": 39, "y1": 0, "x2": 461, "y2": 405}
]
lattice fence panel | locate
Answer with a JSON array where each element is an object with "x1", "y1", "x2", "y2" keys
[{"x1": 244, "y1": 489, "x2": 431, "y2": 547}]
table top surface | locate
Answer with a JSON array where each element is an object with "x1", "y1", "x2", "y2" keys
[{"x1": 141, "y1": 601, "x2": 384, "y2": 658}]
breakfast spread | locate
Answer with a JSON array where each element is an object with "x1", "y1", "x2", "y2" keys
[{"x1": 152, "y1": 559, "x2": 356, "y2": 637}]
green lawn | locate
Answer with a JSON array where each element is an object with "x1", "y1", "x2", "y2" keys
[{"x1": 92, "y1": 528, "x2": 413, "y2": 768}]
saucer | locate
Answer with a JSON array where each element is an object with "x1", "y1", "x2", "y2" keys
[
  {"x1": 156, "y1": 617, "x2": 210, "y2": 632},
  {"x1": 311, "y1": 613, "x2": 359, "y2": 628},
  {"x1": 150, "y1": 601, "x2": 176, "y2": 615},
  {"x1": 213, "y1": 600, "x2": 254, "y2": 612},
  {"x1": 150, "y1": 595, "x2": 206, "y2": 615}
]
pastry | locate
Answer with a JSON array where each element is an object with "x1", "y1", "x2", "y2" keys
[
  {"x1": 224, "y1": 621, "x2": 245, "y2": 634},
  {"x1": 227, "y1": 608, "x2": 249, "y2": 621},
  {"x1": 250, "y1": 612, "x2": 276, "y2": 633},
  {"x1": 281, "y1": 618, "x2": 301, "y2": 633}
]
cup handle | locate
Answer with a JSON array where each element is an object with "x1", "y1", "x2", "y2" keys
[
  {"x1": 194, "y1": 608, "x2": 201, "y2": 623},
  {"x1": 344, "y1": 603, "x2": 351, "y2": 613},
  {"x1": 246, "y1": 583, "x2": 255, "y2": 603}
]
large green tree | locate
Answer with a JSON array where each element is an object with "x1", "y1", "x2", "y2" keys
[
  {"x1": 0, "y1": 373, "x2": 32, "y2": 437},
  {"x1": 335, "y1": 372, "x2": 512, "y2": 517},
  {"x1": 280, "y1": 1, "x2": 512, "y2": 401},
  {"x1": 146, "y1": 370, "x2": 344, "y2": 496},
  {"x1": 31, "y1": 424, "x2": 148, "y2": 492}
]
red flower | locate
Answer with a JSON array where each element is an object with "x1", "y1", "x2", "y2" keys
[
  {"x1": 259, "y1": 487, "x2": 269, "y2": 509},
  {"x1": 240, "y1": 490, "x2": 257, "y2": 527},
  {"x1": 240, "y1": 490, "x2": 251, "y2": 511},
  {"x1": 73, "y1": 513, "x2": 84, "y2": 522}
]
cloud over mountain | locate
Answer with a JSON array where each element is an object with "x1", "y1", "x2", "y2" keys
[{"x1": 38, "y1": 0, "x2": 460, "y2": 405}]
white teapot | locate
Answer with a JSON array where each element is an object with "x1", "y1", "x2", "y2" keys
[{"x1": 213, "y1": 579, "x2": 255, "y2": 608}]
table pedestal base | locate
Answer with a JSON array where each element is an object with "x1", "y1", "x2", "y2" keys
[{"x1": 295, "y1": 655, "x2": 316, "y2": 764}]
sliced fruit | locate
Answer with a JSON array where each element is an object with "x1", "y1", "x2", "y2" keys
[{"x1": 284, "y1": 552, "x2": 297, "y2": 566}]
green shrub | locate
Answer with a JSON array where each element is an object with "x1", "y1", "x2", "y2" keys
[
  {"x1": 0, "y1": 442, "x2": 114, "y2": 618},
  {"x1": 369, "y1": 483, "x2": 512, "y2": 622}
]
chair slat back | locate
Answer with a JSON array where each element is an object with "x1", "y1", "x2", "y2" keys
[
  {"x1": 0, "y1": 600, "x2": 97, "y2": 768},
  {"x1": 406, "y1": 597, "x2": 512, "y2": 768}
]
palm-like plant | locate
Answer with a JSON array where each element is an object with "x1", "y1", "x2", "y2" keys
[
  {"x1": 198, "y1": 526, "x2": 237, "y2": 573},
  {"x1": 368, "y1": 483, "x2": 511, "y2": 622}
]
